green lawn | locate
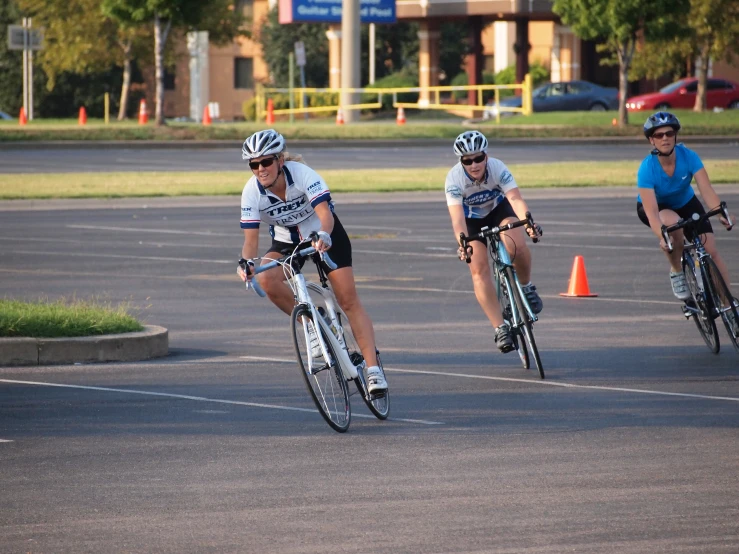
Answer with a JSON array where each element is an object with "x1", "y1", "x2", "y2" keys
[
  {"x1": 1, "y1": 160, "x2": 737, "y2": 200},
  {"x1": 1, "y1": 109, "x2": 737, "y2": 141},
  {"x1": 0, "y1": 297, "x2": 144, "y2": 338}
]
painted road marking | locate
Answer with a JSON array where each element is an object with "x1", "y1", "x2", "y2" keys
[
  {"x1": 238, "y1": 356, "x2": 739, "y2": 404},
  {"x1": 0, "y1": 379, "x2": 443, "y2": 426}
]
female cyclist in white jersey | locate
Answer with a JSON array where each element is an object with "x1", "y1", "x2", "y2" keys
[
  {"x1": 446, "y1": 130, "x2": 542, "y2": 353},
  {"x1": 237, "y1": 129, "x2": 387, "y2": 394}
]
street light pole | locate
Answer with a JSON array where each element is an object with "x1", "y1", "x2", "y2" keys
[{"x1": 340, "y1": 0, "x2": 360, "y2": 123}]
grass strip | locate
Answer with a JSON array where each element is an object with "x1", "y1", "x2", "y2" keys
[
  {"x1": 1, "y1": 109, "x2": 738, "y2": 141},
  {"x1": 0, "y1": 297, "x2": 144, "y2": 338},
  {"x1": 1, "y1": 160, "x2": 737, "y2": 199}
]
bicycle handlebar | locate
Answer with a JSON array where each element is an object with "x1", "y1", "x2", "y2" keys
[
  {"x1": 660, "y1": 201, "x2": 732, "y2": 253},
  {"x1": 239, "y1": 235, "x2": 337, "y2": 297},
  {"x1": 458, "y1": 211, "x2": 541, "y2": 264}
]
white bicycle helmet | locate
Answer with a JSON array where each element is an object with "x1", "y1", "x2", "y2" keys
[
  {"x1": 241, "y1": 129, "x2": 285, "y2": 160},
  {"x1": 453, "y1": 130, "x2": 488, "y2": 157}
]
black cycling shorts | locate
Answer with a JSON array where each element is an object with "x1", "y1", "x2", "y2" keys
[
  {"x1": 637, "y1": 194, "x2": 713, "y2": 241},
  {"x1": 465, "y1": 197, "x2": 518, "y2": 246},
  {"x1": 266, "y1": 213, "x2": 352, "y2": 274}
]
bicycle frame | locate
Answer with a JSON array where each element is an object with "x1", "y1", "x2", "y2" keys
[{"x1": 489, "y1": 236, "x2": 538, "y2": 328}]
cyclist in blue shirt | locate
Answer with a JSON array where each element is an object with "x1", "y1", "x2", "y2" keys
[{"x1": 636, "y1": 111, "x2": 734, "y2": 300}]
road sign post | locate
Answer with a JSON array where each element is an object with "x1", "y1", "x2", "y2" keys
[
  {"x1": 294, "y1": 41, "x2": 308, "y2": 120},
  {"x1": 8, "y1": 19, "x2": 43, "y2": 121}
]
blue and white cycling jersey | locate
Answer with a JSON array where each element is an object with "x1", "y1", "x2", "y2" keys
[
  {"x1": 445, "y1": 156, "x2": 519, "y2": 218},
  {"x1": 240, "y1": 161, "x2": 333, "y2": 243},
  {"x1": 636, "y1": 143, "x2": 704, "y2": 209}
]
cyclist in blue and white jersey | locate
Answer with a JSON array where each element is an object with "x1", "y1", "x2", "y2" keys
[
  {"x1": 636, "y1": 111, "x2": 734, "y2": 301},
  {"x1": 237, "y1": 129, "x2": 387, "y2": 393},
  {"x1": 446, "y1": 130, "x2": 542, "y2": 353}
]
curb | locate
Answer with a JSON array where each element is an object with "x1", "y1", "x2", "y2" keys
[
  {"x1": 0, "y1": 325, "x2": 169, "y2": 367},
  {"x1": 0, "y1": 136, "x2": 737, "y2": 150}
]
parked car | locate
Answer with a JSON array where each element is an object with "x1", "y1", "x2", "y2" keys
[
  {"x1": 626, "y1": 78, "x2": 739, "y2": 111},
  {"x1": 483, "y1": 80, "x2": 619, "y2": 119},
  {"x1": 0, "y1": 110, "x2": 14, "y2": 120}
]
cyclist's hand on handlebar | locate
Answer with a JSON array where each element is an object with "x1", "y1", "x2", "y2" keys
[
  {"x1": 457, "y1": 245, "x2": 467, "y2": 261},
  {"x1": 312, "y1": 230, "x2": 332, "y2": 253},
  {"x1": 237, "y1": 258, "x2": 255, "y2": 283},
  {"x1": 719, "y1": 210, "x2": 734, "y2": 230},
  {"x1": 526, "y1": 223, "x2": 543, "y2": 240}
]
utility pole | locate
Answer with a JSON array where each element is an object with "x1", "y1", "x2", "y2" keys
[
  {"x1": 9, "y1": 18, "x2": 43, "y2": 120},
  {"x1": 340, "y1": 0, "x2": 360, "y2": 123}
]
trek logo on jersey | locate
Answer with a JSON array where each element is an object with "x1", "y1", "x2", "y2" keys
[
  {"x1": 307, "y1": 181, "x2": 323, "y2": 194},
  {"x1": 265, "y1": 197, "x2": 308, "y2": 217},
  {"x1": 500, "y1": 170, "x2": 514, "y2": 185},
  {"x1": 241, "y1": 206, "x2": 252, "y2": 216},
  {"x1": 467, "y1": 189, "x2": 501, "y2": 205}
]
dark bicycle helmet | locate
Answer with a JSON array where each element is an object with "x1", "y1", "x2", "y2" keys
[{"x1": 643, "y1": 111, "x2": 681, "y2": 139}]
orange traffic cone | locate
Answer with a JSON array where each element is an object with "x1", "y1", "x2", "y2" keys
[
  {"x1": 396, "y1": 106, "x2": 406, "y2": 125},
  {"x1": 18, "y1": 107, "x2": 27, "y2": 126},
  {"x1": 78, "y1": 106, "x2": 87, "y2": 126},
  {"x1": 335, "y1": 108, "x2": 345, "y2": 125},
  {"x1": 560, "y1": 255, "x2": 598, "y2": 297},
  {"x1": 202, "y1": 105, "x2": 212, "y2": 126},
  {"x1": 138, "y1": 99, "x2": 148, "y2": 125},
  {"x1": 265, "y1": 98, "x2": 275, "y2": 125}
]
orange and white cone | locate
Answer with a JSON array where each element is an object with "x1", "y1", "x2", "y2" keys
[
  {"x1": 138, "y1": 99, "x2": 148, "y2": 125},
  {"x1": 336, "y1": 108, "x2": 345, "y2": 125},
  {"x1": 560, "y1": 255, "x2": 598, "y2": 297},
  {"x1": 396, "y1": 106, "x2": 406, "y2": 125}
]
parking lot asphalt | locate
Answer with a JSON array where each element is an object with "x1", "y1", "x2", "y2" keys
[{"x1": 1, "y1": 189, "x2": 738, "y2": 552}]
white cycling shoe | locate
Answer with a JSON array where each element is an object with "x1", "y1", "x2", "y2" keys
[{"x1": 365, "y1": 365, "x2": 388, "y2": 394}]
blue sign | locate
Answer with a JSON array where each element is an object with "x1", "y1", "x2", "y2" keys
[{"x1": 280, "y1": 0, "x2": 396, "y2": 24}]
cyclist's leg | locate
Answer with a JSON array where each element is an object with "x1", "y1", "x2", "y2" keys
[
  {"x1": 328, "y1": 266, "x2": 378, "y2": 368},
  {"x1": 700, "y1": 232, "x2": 733, "y2": 301},
  {"x1": 467, "y1": 240, "x2": 505, "y2": 328},
  {"x1": 257, "y1": 243, "x2": 305, "y2": 315}
]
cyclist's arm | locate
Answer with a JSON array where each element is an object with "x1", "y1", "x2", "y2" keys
[
  {"x1": 504, "y1": 187, "x2": 530, "y2": 221},
  {"x1": 448, "y1": 204, "x2": 468, "y2": 245},
  {"x1": 241, "y1": 228, "x2": 259, "y2": 260},
  {"x1": 639, "y1": 188, "x2": 669, "y2": 244},
  {"x1": 694, "y1": 168, "x2": 732, "y2": 226}
]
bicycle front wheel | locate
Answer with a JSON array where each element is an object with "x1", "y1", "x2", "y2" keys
[
  {"x1": 682, "y1": 254, "x2": 719, "y2": 354},
  {"x1": 291, "y1": 305, "x2": 351, "y2": 432},
  {"x1": 704, "y1": 257, "x2": 739, "y2": 353},
  {"x1": 507, "y1": 267, "x2": 544, "y2": 379}
]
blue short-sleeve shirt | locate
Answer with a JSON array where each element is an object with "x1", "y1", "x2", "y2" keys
[{"x1": 636, "y1": 144, "x2": 704, "y2": 209}]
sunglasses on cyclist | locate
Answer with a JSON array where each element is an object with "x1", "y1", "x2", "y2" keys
[
  {"x1": 461, "y1": 153, "x2": 487, "y2": 166},
  {"x1": 248, "y1": 156, "x2": 279, "y2": 170},
  {"x1": 652, "y1": 130, "x2": 676, "y2": 139}
]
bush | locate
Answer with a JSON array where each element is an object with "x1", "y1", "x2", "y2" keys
[
  {"x1": 450, "y1": 71, "x2": 495, "y2": 101},
  {"x1": 363, "y1": 71, "x2": 418, "y2": 111}
]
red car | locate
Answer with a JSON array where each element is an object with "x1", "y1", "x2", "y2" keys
[{"x1": 626, "y1": 77, "x2": 739, "y2": 111}]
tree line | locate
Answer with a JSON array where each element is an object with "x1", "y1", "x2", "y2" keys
[{"x1": 1, "y1": 0, "x2": 737, "y2": 125}]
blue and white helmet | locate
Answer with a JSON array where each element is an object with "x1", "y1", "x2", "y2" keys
[
  {"x1": 643, "y1": 111, "x2": 681, "y2": 139},
  {"x1": 242, "y1": 129, "x2": 285, "y2": 160},
  {"x1": 453, "y1": 130, "x2": 488, "y2": 157}
]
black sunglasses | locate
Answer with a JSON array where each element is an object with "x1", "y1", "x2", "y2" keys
[
  {"x1": 652, "y1": 130, "x2": 676, "y2": 139},
  {"x1": 249, "y1": 156, "x2": 278, "y2": 170},
  {"x1": 461, "y1": 153, "x2": 487, "y2": 166}
]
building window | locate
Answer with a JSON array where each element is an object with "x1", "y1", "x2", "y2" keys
[
  {"x1": 237, "y1": 0, "x2": 253, "y2": 21},
  {"x1": 234, "y1": 57, "x2": 254, "y2": 89},
  {"x1": 164, "y1": 68, "x2": 176, "y2": 90}
]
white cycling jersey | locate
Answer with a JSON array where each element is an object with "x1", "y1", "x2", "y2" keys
[
  {"x1": 445, "y1": 156, "x2": 518, "y2": 219},
  {"x1": 240, "y1": 161, "x2": 333, "y2": 243}
]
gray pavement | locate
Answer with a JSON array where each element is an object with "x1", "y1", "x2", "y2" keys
[
  {"x1": 1, "y1": 140, "x2": 738, "y2": 172},
  {"x1": 1, "y1": 190, "x2": 739, "y2": 552}
]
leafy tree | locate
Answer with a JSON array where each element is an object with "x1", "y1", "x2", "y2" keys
[
  {"x1": 361, "y1": 22, "x2": 419, "y2": 86},
  {"x1": 18, "y1": 0, "x2": 151, "y2": 120},
  {"x1": 553, "y1": 0, "x2": 688, "y2": 126},
  {"x1": 0, "y1": 0, "x2": 24, "y2": 115},
  {"x1": 102, "y1": 0, "x2": 247, "y2": 125},
  {"x1": 685, "y1": 0, "x2": 739, "y2": 111}
]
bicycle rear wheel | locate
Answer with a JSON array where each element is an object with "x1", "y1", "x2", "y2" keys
[
  {"x1": 497, "y1": 268, "x2": 529, "y2": 369},
  {"x1": 682, "y1": 254, "x2": 719, "y2": 354},
  {"x1": 507, "y1": 267, "x2": 544, "y2": 379},
  {"x1": 291, "y1": 305, "x2": 351, "y2": 432},
  {"x1": 704, "y1": 257, "x2": 739, "y2": 353}
]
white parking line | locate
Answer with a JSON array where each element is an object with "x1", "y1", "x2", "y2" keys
[
  {"x1": 240, "y1": 356, "x2": 739, "y2": 404},
  {"x1": 0, "y1": 439, "x2": 13, "y2": 443},
  {"x1": 0, "y1": 379, "x2": 443, "y2": 426}
]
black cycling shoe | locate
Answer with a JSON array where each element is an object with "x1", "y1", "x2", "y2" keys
[
  {"x1": 521, "y1": 283, "x2": 543, "y2": 314},
  {"x1": 495, "y1": 323, "x2": 515, "y2": 353}
]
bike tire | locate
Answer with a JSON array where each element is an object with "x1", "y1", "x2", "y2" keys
[
  {"x1": 682, "y1": 254, "x2": 719, "y2": 354},
  {"x1": 291, "y1": 304, "x2": 351, "y2": 432},
  {"x1": 507, "y1": 267, "x2": 544, "y2": 379},
  {"x1": 497, "y1": 267, "x2": 529, "y2": 369},
  {"x1": 704, "y1": 257, "x2": 739, "y2": 353}
]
